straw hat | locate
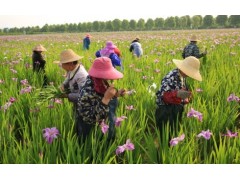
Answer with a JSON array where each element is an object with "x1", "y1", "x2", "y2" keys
[
  {"x1": 33, "y1": 44, "x2": 47, "y2": 52},
  {"x1": 53, "y1": 49, "x2": 83, "y2": 64},
  {"x1": 172, "y1": 56, "x2": 202, "y2": 81},
  {"x1": 89, "y1": 57, "x2": 123, "y2": 80},
  {"x1": 190, "y1": 35, "x2": 200, "y2": 42}
]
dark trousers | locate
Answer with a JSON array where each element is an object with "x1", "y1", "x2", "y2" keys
[
  {"x1": 155, "y1": 104, "x2": 184, "y2": 136},
  {"x1": 107, "y1": 98, "x2": 118, "y2": 142},
  {"x1": 75, "y1": 115, "x2": 94, "y2": 142}
]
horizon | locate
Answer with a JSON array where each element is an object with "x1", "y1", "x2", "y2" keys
[{"x1": 0, "y1": 0, "x2": 238, "y2": 29}]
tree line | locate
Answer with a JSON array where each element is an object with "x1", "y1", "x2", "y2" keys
[{"x1": 1, "y1": 15, "x2": 240, "y2": 35}]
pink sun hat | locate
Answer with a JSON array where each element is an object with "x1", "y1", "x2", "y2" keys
[
  {"x1": 89, "y1": 57, "x2": 123, "y2": 80},
  {"x1": 105, "y1": 41, "x2": 116, "y2": 49}
]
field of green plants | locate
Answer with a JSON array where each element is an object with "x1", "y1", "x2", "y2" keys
[{"x1": 0, "y1": 29, "x2": 240, "y2": 164}]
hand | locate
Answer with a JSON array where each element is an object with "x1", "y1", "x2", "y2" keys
[
  {"x1": 116, "y1": 88, "x2": 126, "y2": 97},
  {"x1": 102, "y1": 84, "x2": 117, "y2": 105},
  {"x1": 177, "y1": 90, "x2": 191, "y2": 99},
  {"x1": 58, "y1": 93, "x2": 68, "y2": 98}
]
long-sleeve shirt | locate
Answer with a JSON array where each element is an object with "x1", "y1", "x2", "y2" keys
[
  {"x1": 182, "y1": 42, "x2": 204, "y2": 59},
  {"x1": 156, "y1": 68, "x2": 189, "y2": 106},
  {"x1": 95, "y1": 50, "x2": 122, "y2": 68},
  {"x1": 62, "y1": 64, "x2": 88, "y2": 103},
  {"x1": 83, "y1": 37, "x2": 90, "y2": 50},
  {"x1": 32, "y1": 51, "x2": 46, "y2": 72},
  {"x1": 129, "y1": 42, "x2": 143, "y2": 57},
  {"x1": 77, "y1": 76, "x2": 109, "y2": 124}
]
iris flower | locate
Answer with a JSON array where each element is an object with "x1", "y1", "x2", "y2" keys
[
  {"x1": 42, "y1": 127, "x2": 60, "y2": 144},
  {"x1": 187, "y1": 108, "x2": 203, "y2": 122},
  {"x1": 170, "y1": 134, "x2": 185, "y2": 146},
  {"x1": 222, "y1": 130, "x2": 238, "y2": 138},
  {"x1": 116, "y1": 139, "x2": 135, "y2": 155},
  {"x1": 197, "y1": 130, "x2": 212, "y2": 140},
  {"x1": 115, "y1": 116, "x2": 127, "y2": 127},
  {"x1": 100, "y1": 121, "x2": 109, "y2": 134}
]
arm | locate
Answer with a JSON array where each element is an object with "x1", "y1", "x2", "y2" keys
[
  {"x1": 193, "y1": 46, "x2": 204, "y2": 58},
  {"x1": 109, "y1": 53, "x2": 121, "y2": 67},
  {"x1": 95, "y1": 50, "x2": 101, "y2": 57}
]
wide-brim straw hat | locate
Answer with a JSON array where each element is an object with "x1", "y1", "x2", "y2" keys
[
  {"x1": 53, "y1": 49, "x2": 83, "y2": 64},
  {"x1": 172, "y1": 56, "x2": 202, "y2": 81},
  {"x1": 89, "y1": 57, "x2": 123, "y2": 80},
  {"x1": 33, "y1": 44, "x2": 47, "y2": 52},
  {"x1": 190, "y1": 35, "x2": 200, "y2": 42}
]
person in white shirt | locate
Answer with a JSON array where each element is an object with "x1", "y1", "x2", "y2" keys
[{"x1": 54, "y1": 49, "x2": 88, "y2": 113}]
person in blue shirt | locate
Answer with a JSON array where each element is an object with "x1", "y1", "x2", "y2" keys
[{"x1": 83, "y1": 34, "x2": 91, "y2": 50}]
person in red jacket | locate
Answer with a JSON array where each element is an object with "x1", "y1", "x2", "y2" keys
[{"x1": 155, "y1": 56, "x2": 202, "y2": 135}]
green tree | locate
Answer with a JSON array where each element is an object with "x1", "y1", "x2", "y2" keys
[
  {"x1": 137, "y1": 18, "x2": 145, "y2": 30},
  {"x1": 112, "y1": 19, "x2": 121, "y2": 31},
  {"x1": 165, "y1": 16, "x2": 175, "y2": 29},
  {"x1": 216, "y1": 15, "x2": 228, "y2": 27},
  {"x1": 203, "y1": 15, "x2": 214, "y2": 28},
  {"x1": 145, "y1": 18, "x2": 155, "y2": 30},
  {"x1": 92, "y1": 21, "x2": 100, "y2": 32},
  {"x1": 179, "y1": 16, "x2": 187, "y2": 29},
  {"x1": 229, "y1": 15, "x2": 240, "y2": 27},
  {"x1": 192, "y1": 15, "x2": 201, "y2": 29},
  {"x1": 106, "y1": 21, "x2": 113, "y2": 31},
  {"x1": 129, "y1": 19, "x2": 137, "y2": 31},
  {"x1": 154, "y1": 17, "x2": 164, "y2": 30},
  {"x1": 121, "y1": 19, "x2": 129, "y2": 31}
]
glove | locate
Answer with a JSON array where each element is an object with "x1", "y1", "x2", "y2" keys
[{"x1": 177, "y1": 90, "x2": 191, "y2": 99}]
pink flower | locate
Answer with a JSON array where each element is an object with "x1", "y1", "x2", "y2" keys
[
  {"x1": 20, "y1": 79, "x2": 28, "y2": 85},
  {"x1": 126, "y1": 105, "x2": 135, "y2": 110},
  {"x1": 115, "y1": 116, "x2": 127, "y2": 127},
  {"x1": 42, "y1": 127, "x2": 60, "y2": 144},
  {"x1": 187, "y1": 108, "x2": 203, "y2": 122},
  {"x1": 170, "y1": 134, "x2": 185, "y2": 146},
  {"x1": 197, "y1": 130, "x2": 212, "y2": 140},
  {"x1": 125, "y1": 89, "x2": 136, "y2": 95},
  {"x1": 196, "y1": 88, "x2": 203, "y2": 92},
  {"x1": 222, "y1": 130, "x2": 238, "y2": 138},
  {"x1": 116, "y1": 139, "x2": 135, "y2": 155},
  {"x1": 100, "y1": 121, "x2": 109, "y2": 134},
  {"x1": 227, "y1": 93, "x2": 239, "y2": 102},
  {"x1": 54, "y1": 99, "x2": 62, "y2": 104},
  {"x1": 9, "y1": 97, "x2": 16, "y2": 103}
]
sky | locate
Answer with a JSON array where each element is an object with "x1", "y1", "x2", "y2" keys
[{"x1": 0, "y1": 0, "x2": 239, "y2": 28}]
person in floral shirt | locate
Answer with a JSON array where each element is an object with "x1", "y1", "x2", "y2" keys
[
  {"x1": 155, "y1": 56, "x2": 202, "y2": 135},
  {"x1": 76, "y1": 57, "x2": 125, "y2": 141}
]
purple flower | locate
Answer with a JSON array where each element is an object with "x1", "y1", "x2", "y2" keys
[
  {"x1": 9, "y1": 97, "x2": 16, "y2": 103},
  {"x1": 125, "y1": 89, "x2": 136, "y2": 95},
  {"x1": 196, "y1": 88, "x2": 203, "y2": 93},
  {"x1": 170, "y1": 134, "x2": 185, "y2": 146},
  {"x1": 222, "y1": 130, "x2": 238, "y2": 138},
  {"x1": 115, "y1": 116, "x2": 127, "y2": 127},
  {"x1": 187, "y1": 108, "x2": 203, "y2": 122},
  {"x1": 126, "y1": 105, "x2": 135, "y2": 110},
  {"x1": 100, "y1": 121, "x2": 109, "y2": 134},
  {"x1": 20, "y1": 79, "x2": 28, "y2": 85},
  {"x1": 116, "y1": 139, "x2": 135, "y2": 155},
  {"x1": 42, "y1": 127, "x2": 60, "y2": 144},
  {"x1": 227, "y1": 93, "x2": 240, "y2": 102},
  {"x1": 116, "y1": 145, "x2": 125, "y2": 155},
  {"x1": 124, "y1": 139, "x2": 135, "y2": 150},
  {"x1": 197, "y1": 130, "x2": 212, "y2": 140}
]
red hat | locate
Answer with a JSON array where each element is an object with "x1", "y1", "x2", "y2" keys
[{"x1": 89, "y1": 57, "x2": 123, "y2": 80}]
